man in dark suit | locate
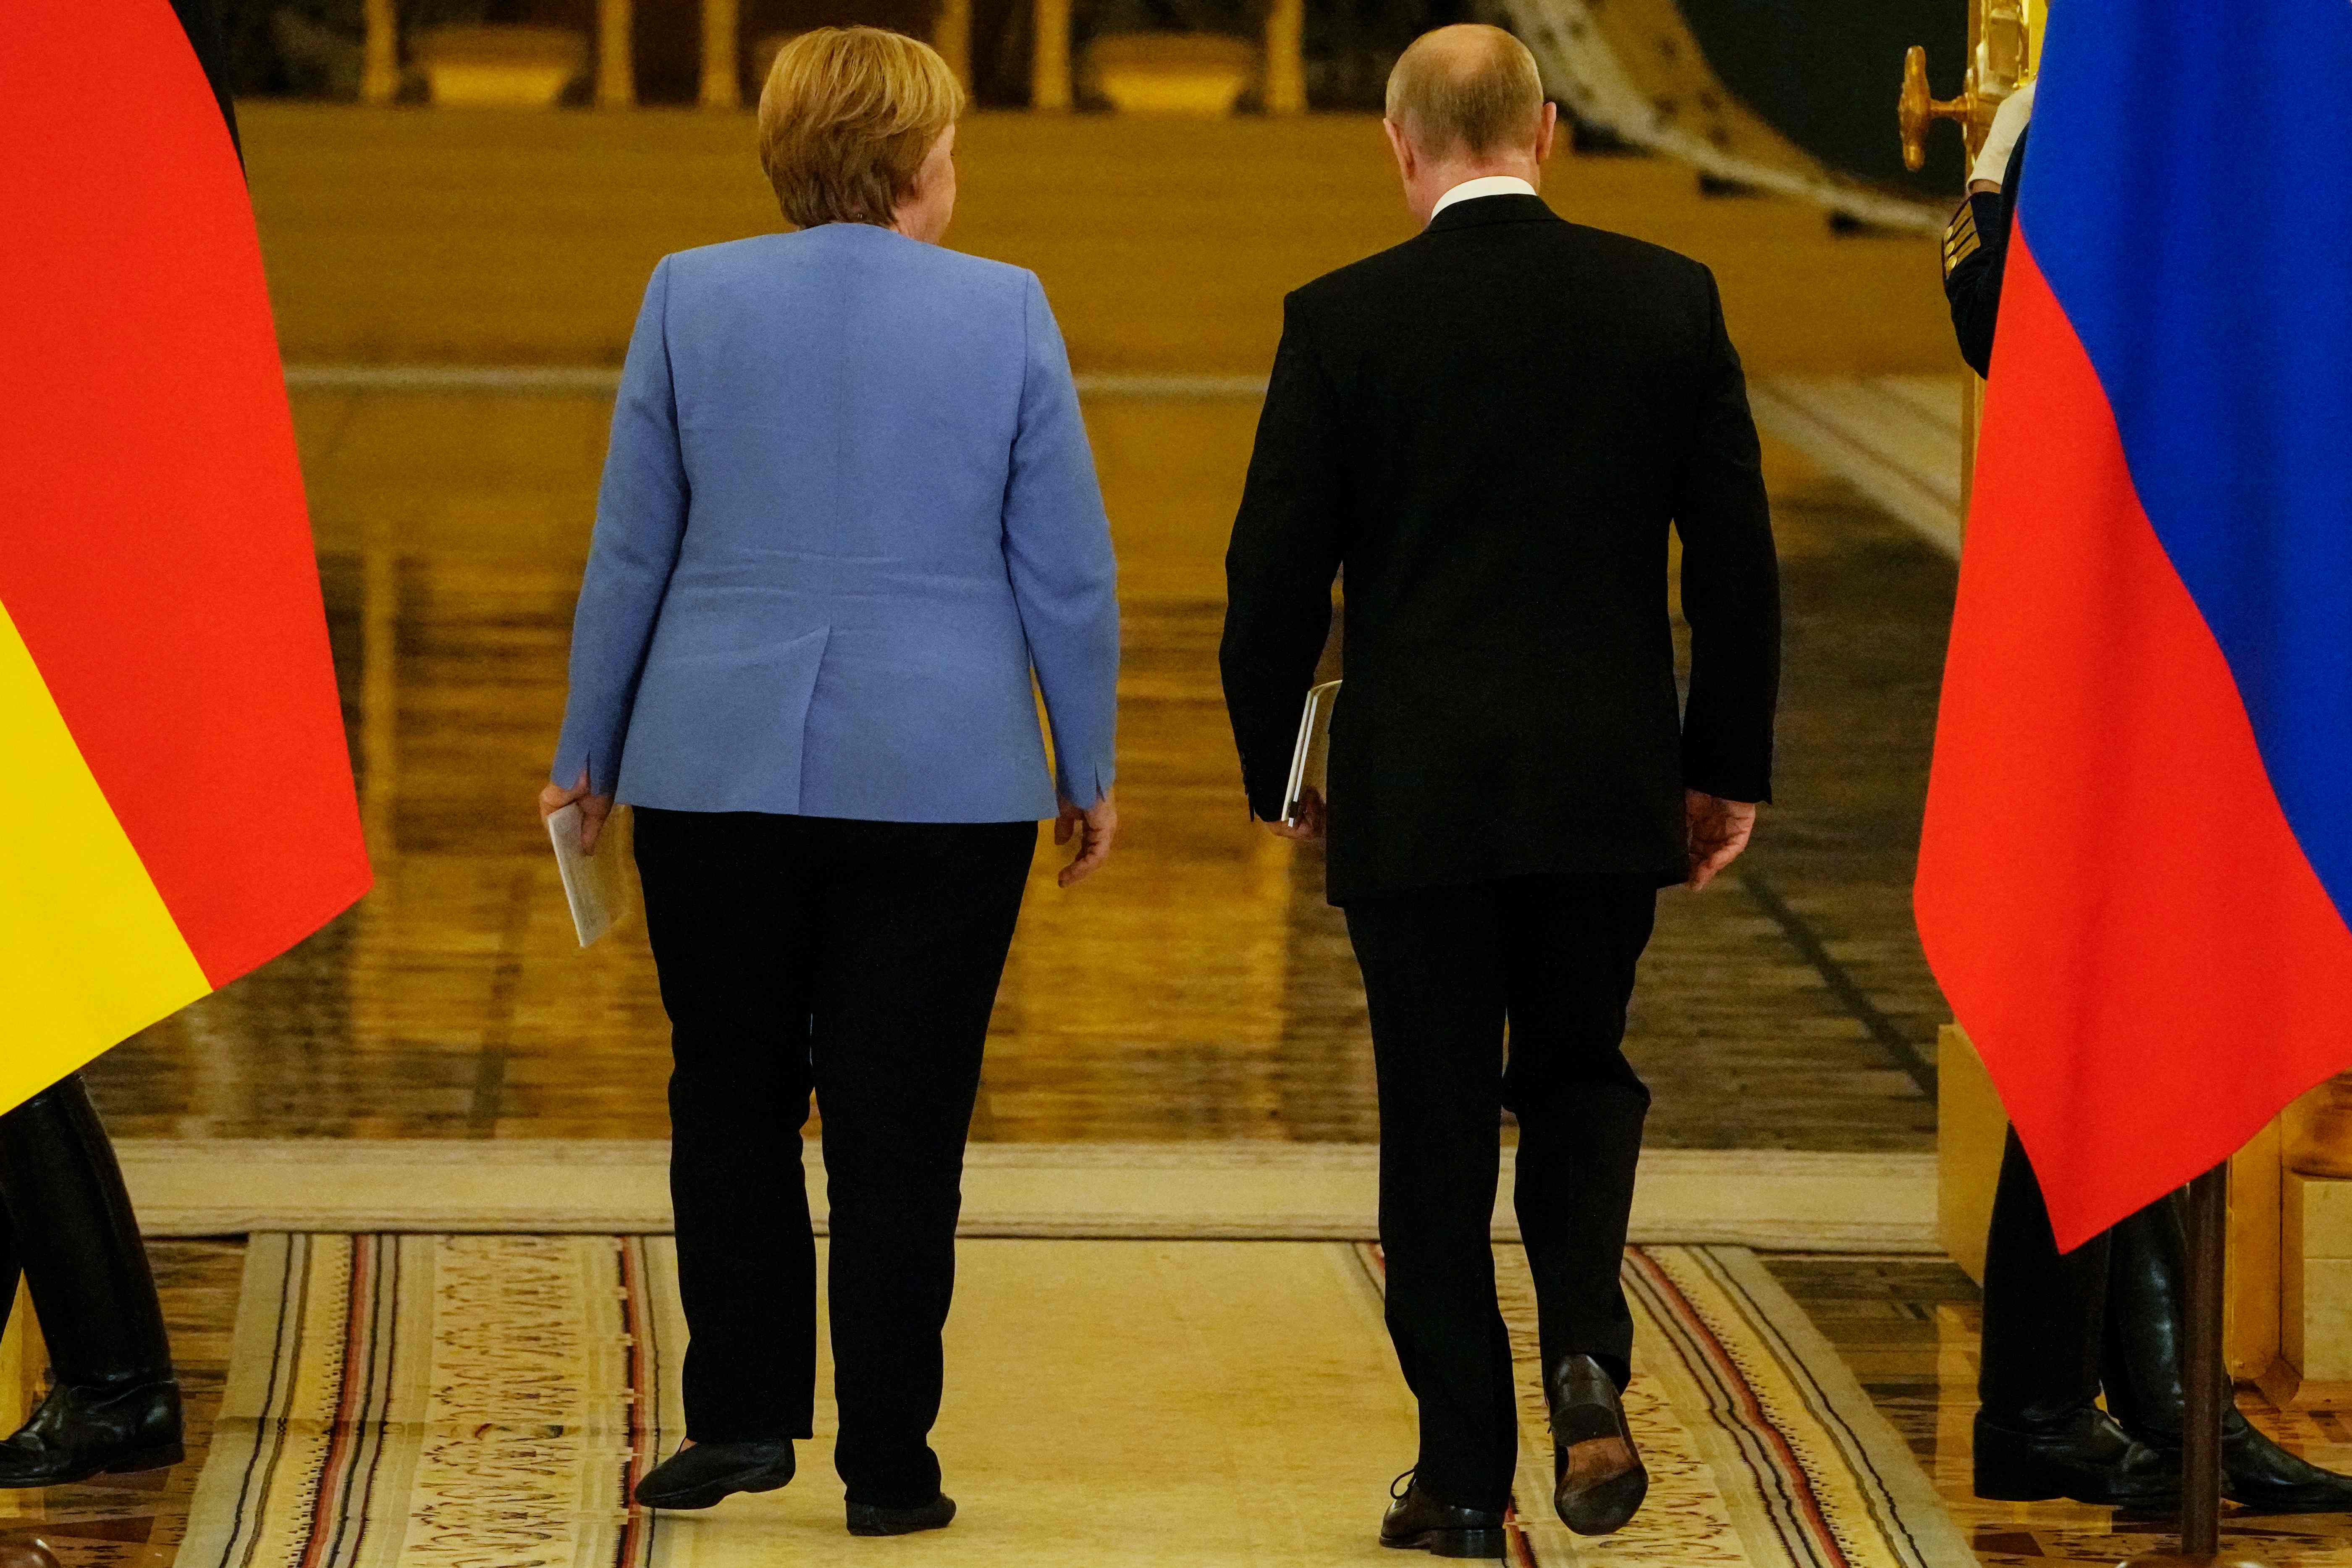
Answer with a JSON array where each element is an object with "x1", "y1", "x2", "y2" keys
[{"x1": 1220, "y1": 24, "x2": 1779, "y2": 1555}]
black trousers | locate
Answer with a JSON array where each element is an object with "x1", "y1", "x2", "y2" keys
[
  {"x1": 1979, "y1": 1130, "x2": 2110, "y2": 1425},
  {"x1": 633, "y1": 808, "x2": 1035, "y2": 1507},
  {"x1": 1978, "y1": 1128, "x2": 2216, "y2": 1443},
  {"x1": 0, "y1": 1075, "x2": 175, "y2": 1391},
  {"x1": 1344, "y1": 873, "x2": 1659, "y2": 1514}
]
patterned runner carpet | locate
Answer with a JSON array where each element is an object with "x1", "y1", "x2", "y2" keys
[{"x1": 179, "y1": 1236, "x2": 1970, "y2": 1568}]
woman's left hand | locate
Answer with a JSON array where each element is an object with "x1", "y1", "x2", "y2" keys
[
  {"x1": 539, "y1": 771, "x2": 614, "y2": 853},
  {"x1": 1055, "y1": 789, "x2": 1118, "y2": 887}
]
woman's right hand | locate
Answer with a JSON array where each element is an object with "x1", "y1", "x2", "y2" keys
[
  {"x1": 539, "y1": 771, "x2": 614, "y2": 853},
  {"x1": 1055, "y1": 789, "x2": 1117, "y2": 887}
]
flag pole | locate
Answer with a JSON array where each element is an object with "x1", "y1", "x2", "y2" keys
[{"x1": 2119, "y1": 1160, "x2": 2267, "y2": 1568}]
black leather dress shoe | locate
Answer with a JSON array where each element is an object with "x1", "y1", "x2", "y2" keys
[
  {"x1": 1546, "y1": 1354, "x2": 1648, "y2": 1535},
  {"x1": 0, "y1": 1378, "x2": 183, "y2": 1488},
  {"x1": 1379, "y1": 1476, "x2": 1508, "y2": 1559},
  {"x1": 1972, "y1": 1407, "x2": 2178, "y2": 1507},
  {"x1": 2210, "y1": 1418, "x2": 2352, "y2": 1513},
  {"x1": 846, "y1": 1494, "x2": 957, "y2": 1536},
  {"x1": 632, "y1": 1440, "x2": 796, "y2": 1510}
]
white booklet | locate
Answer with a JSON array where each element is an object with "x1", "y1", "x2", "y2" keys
[
  {"x1": 1283, "y1": 680, "x2": 1342, "y2": 826},
  {"x1": 547, "y1": 802, "x2": 632, "y2": 947}
]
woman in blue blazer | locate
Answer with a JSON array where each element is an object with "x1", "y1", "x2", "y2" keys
[{"x1": 540, "y1": 27, "x2": 1118, "y2": 1535}]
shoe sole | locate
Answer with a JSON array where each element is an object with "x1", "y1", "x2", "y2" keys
[
  {"x1": 110, "y1": 1443, "x2": 186, "y2": 1475},
  {"x1": 1970, "y1": 1473, "x2": 2178, "y2": 1508},
  {"x1": 846, "y1": 1500, "x2": 957, "y2": 1537},
  {"x1": 1379, "y1": 1528, "x2": 1508, "y2": 1558},
  {"x1": 0, "y1": 1443, "x2": 187, "y2": 1489},
  {"x1": 635, "y1": 1460, "x2": 796, "y2": 1511},
  {"x1": 1971, "y1": 1452, "x2": 2176, "y2": 1509},
  {"x1": 2225, "y1": 1489, "x2": 2352, "y2": 1514},
  {"x1": 1974, "y1": 1486, "x2": 2180, "y2": 1508},
  {"x1": 845, "y1": 1516, "x2": 954, "y2": 1537},
  {"x1": 1555, "y1": 1436, "x2": 1648, "y2": 1536}
]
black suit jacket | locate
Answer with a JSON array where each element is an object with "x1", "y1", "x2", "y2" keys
[{"x1": 1220, "y1": 193, "x2": 1780, "y2": 905}]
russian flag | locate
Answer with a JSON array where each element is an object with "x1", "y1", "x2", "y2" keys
[
  {"x1": 0, "y1": 0, "x2": 370, "y2": 1112},
  {"x1": 1917, "y1": 0, "x2": 2352, "y2": 1250}
]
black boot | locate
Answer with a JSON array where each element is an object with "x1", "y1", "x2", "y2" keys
[
  {"x1": 1973, "y1": 1132, "x2": 2176, "y2": 1508},
  {"x1": 1, "y1": 1189, "x2": 19, "y2": 1340},
  {"x1": 2105, "y1": 1196, "x2": 2352, "y2": 1513},
  {"x1": 0, "y1": 1075, "x2": 184, "y2": 1489}
]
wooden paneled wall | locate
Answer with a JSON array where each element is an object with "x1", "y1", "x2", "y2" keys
[{"x1": 241, "y1": 107, "x2": 1953, "y2": 376}]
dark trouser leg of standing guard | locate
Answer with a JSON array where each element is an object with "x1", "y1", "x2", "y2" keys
[
  {"x1": 1979, "y1": 1130, "x2": 2110, "y2": 1430},
  {"x1": 1345, "y1": 874, "x2": 1658, "y2": 1514},
  {"x1": 636, "y1": 809, "x2": 826, "y2": 1445},
  {"x1": 809, "y1": 818, "x2": 1033, "y2": 1509},
  {"x1": 0, "y1": 1192, "x2": 16, "y2": 1344},
  {"x1": 1971, "y1": 1130, "x2": 2174, "y2": 1506},
  {"x1": 0, "y1": 1074, "x2": 184, "y2": 1487}
]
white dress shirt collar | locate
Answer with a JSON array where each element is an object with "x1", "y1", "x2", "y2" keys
[{"x1": 1430, "y1": 175, "x2": 1539, "y2": 219}]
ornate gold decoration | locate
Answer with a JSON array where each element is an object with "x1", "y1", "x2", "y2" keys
[
  {"x1": 1898, "y1": 0, "x2": 2041, "y2": 170},
  {"x1": 1898, "y1": 46, "x2": 1973, "y2": 172}
]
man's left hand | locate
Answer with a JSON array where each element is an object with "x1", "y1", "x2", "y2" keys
[{"x1": 1685, "y1": 790, "x2": 1758, "y2": 890}]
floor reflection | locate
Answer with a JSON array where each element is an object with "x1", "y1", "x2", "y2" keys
[{"x1": 88, "y1": 392, "x2": 1947, "y2": 1147}]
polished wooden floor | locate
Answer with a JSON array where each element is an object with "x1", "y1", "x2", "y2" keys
[{"x1": 83, "y1": 391, "x2": 1947, "y2": 1148}]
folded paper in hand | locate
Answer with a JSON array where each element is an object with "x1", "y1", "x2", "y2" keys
[
  {"x1": 547, "y1": 802, "x2": 632, "y2": 947},
  {"x1": 1285, "y1": 680, "x2": 1341, "y2": 826}
]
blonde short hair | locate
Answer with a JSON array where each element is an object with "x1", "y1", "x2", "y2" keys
[
  {"x1": 1384, "y1": 24, "x2": 1544, "y2": 159},
  {"x1": 757, "y1": 27, "x2": 964, "y2": 230}
]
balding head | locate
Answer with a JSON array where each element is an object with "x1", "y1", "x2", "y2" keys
[{"x1": 1384, "y1": 24, "x2": 1545, "y2": 160}]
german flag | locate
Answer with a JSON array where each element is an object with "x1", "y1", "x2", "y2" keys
[{"x1": 0, "y1": 0, "x2": 370, "y2": 1112}]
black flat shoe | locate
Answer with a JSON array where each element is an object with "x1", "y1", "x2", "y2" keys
[
  {"x1": 0, "y1": 1378, "x2": 184, "y2": 1489},
  {"x1": 1546, "y1": 1353, "x2": 1648, "y2": 1535},
  {"x1": 632, "y1": 1440, "x2": 796, "y2": 1510},
  {"x1": 847, "y1": 1494, "x2": 956, "y2": 1536},
  {"x1": 1973, "y1": 1408, "x2": 2178, "y2": 1507},
  {"x1": 1379, "y1": 1475, "x2": 1508, "y2": 1559}
]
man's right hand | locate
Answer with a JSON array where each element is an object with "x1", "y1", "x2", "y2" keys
[{"x1": 1685, "y1": 789, "x2": 1757, "y2": 890}]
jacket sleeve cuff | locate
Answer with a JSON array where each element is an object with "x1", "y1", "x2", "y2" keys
[
  {"x1": 1683, "y1": 776, "x2": 1772, "y2": 806},
  {"x1": 550, "y1": 738, "x2": 618, "y2": 798},
  {"x1": 1056, "y1": 756, "x2": 1115, "y2": 809},
  {"x1": 1682, "y1": 745, "x2": 1772, "y2": 805}
]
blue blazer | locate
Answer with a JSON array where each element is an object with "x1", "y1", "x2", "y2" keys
[{"x1": 552, "y1": 225, "x2": 1120, "y2": 821}]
